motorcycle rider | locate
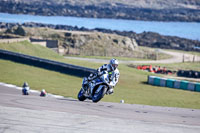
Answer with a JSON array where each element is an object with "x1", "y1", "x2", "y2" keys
[
  {"x1": 22, "y1": 82, "x2": 30, "y2": 95},
  {"x1": 82, "y1": 58, "x2": 120, "y2": 94}
]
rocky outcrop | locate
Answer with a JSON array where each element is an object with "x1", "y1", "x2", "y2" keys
[
  {"x1": 0, "y1": 22, "x2": 138, "y2": 56},
  {"x1": 1, "y1": 22, "x2": 200, "y2": 52},
  {"x1": 63, "y1": 31, "x2": 138, "y2": 56},
  {"x1": 1, "y1": 0, "x2": 200, "y2": 22},
  {"x1": 94, "y1": 28, "x2": 200, "y2": 52}
]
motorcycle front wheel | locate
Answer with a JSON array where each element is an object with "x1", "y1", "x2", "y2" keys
[
  {"x1": 92, "y1": 86, "x2": 106, "y2": 103},
  {"x1": 22, "y1": 89, "x2": 29, "y2": 95},
  {"x1": 77, "y1": 88, "x2": 86, "y2": 101}
]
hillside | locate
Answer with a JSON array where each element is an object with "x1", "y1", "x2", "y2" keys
[
  {"x1": 1, "y1": 0, "x2": 200, "y2": 21},
  {"x1": 23, "y1": 27, "x2": 138, "y2": 57},
  {"x1": 1, "y1": 22, "x2": 200, "y2": 53}
]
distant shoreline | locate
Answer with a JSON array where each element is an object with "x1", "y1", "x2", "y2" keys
[
  {"x1": 1, "y1": 12, "x2": 200, "y2": 41},
  {"x1": 1, "y1": 0, "x2": 200, "y2": 22}
]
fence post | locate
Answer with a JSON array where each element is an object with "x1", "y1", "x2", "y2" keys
[
  {"x1": 182, "y1": 54, "x2": 185, "y2": 63},
  {"x1": 193, "y1": 55, "x2": 195, "y2": 62}
]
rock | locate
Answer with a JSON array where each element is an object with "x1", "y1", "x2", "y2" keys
[{"x1": 64, "y1": 31, "x2": 138, "y2": 56}]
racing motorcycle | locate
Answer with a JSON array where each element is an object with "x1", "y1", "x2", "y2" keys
[
  {"x1": 22, "y1": 86, "x2": 30, "y2": 95},
  {"x1": 78, "y1": 71, "x2": 113, "y2": 103}
]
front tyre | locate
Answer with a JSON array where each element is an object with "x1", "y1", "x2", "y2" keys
[
  {"x1": 92, "y1": 86, "x2": 106, "y2": 103},
  {"x1": 22, "y1": 89, "x2": 29, "y2": 95},
  {"x1": 77, "y1": 88, "x2": 86, "y2": 101}
]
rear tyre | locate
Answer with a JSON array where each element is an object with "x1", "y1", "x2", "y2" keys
[
  {"x1": 78, "y1": 89, "x2": 86, "y2": 101},
  {"x1": 92, "y1": 86, "x2": 106, "y2": 103}
]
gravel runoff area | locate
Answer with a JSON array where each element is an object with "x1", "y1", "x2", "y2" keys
[
  {"x1": 0, "y1": 83, "x2": 200, "y2": 133},
  {"x1": 65, "y1": 50, "x2": 200, "y2": 64}
]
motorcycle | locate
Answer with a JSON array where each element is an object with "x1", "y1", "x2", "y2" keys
[
  {"x1": 22, "y1": 86, "x2": 30, "y2": 95},
  {"x1": 78, "y1": 71, "x2": 113, "y2": 103}
]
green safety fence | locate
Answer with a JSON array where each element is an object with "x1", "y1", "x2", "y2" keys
[
  {"x1": 147, "y1": 75, "x2": 200, "y2": 92},
  {"x1": 166, "y1": 79, "x2": 175, "y2": 88},
  {"x1": 180, "y1": 81, "x2": 189, "y2": 90},
  {"x1": 195, "y1": 83, "x2": 200, "y2": 92},
  {"x1": 154, "y1": 77, "x2": 161, "y2": 86}
]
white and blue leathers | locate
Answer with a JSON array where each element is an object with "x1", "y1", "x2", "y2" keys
[{"x1": 96, "y1": 64, "x2": 120, "y2": 87}]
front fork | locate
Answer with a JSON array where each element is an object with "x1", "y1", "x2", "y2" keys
[{"x1": 82, "y1": 77, "x2": 93, "y2": 97}]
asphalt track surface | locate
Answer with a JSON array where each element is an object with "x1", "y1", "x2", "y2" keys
[{"x1": 0, "y1": 84, "x2": 200, "y2": 133}]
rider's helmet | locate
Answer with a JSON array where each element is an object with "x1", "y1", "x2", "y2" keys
[
  {"x1": 109, "y1": 59, "x2": 119, "y2": 70},
  {"x1": 40, "y1": 89, "x2": 47, "y2": 97},
  {"x1": 23, "y1": 82, "x2": 29, "y2": 87}
]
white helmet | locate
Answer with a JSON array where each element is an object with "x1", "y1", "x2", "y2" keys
[{"x1": 110, "y1": 59, "x2": 119, "y2": 70}]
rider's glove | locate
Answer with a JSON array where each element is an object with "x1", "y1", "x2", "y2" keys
[{"x1": 98, "y1": 71, "x2": 107, "y2": 76}]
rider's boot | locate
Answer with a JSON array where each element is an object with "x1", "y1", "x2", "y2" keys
[{"x1": 107, "y1": 88, "x2": 114, "y2": 95}]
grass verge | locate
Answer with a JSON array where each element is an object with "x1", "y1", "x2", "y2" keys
[
  {"x1": 66, "y1": 46, "x2": 173, "y2": 61},
  {"x1": 0, "y1": 41, "x2": 200, "y2": 109}
]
